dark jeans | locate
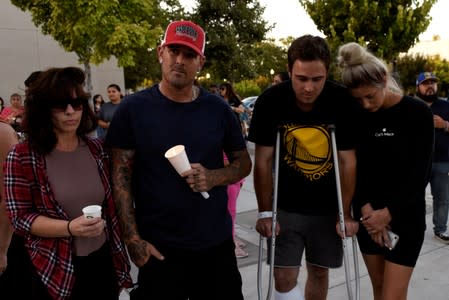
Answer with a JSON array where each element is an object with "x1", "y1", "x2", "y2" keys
[
  {"x1": 130, "y1": 238, "x2": 243, "y2": 300},
  {"x1": 430, "y1": 162, "x2": 449, "y2": 234},
  {"x1": 31, "y1": 242, "x2": 119, "y2": 300}
]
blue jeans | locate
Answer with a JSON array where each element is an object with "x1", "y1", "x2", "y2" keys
[{"x1": 430, "y1": 162, "x2": 449, "y2": 234}]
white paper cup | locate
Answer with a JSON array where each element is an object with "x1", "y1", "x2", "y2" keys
[
  {"x1": 164, "y1": 145, "x2": 191, "y2": 175},
  {"x1": 82, "y1": 205, "x2": 102, "y2": 219}
]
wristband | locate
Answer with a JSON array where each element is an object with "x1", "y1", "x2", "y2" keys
[
  {"x1": 258, "y1": 211, "x2": 273, "y2": 219},
  {"x1": 67, "y1": 220, "x2": 73, "y2": 236}
]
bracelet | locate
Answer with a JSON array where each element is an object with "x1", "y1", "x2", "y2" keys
[
  {"x1": 258, "y1": 211, "x2": 273, "y2": 219},
  {"x1": 67, "y1": 220, "x2": 73, "y2": 237}
]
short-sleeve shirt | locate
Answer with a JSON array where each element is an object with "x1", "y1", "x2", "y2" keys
[
  {"x1": 248, "y1": 80, "x2": 359, "y2": 215},
  {"x1": 97, "y1": 102, "x2": 119, "y2": 139},
  {"x1": 353, "y1": 96, "x2": 433, "y2": 232},
  {"x1": 106, "y1": 85, "x2": 247, "y2": 250}
]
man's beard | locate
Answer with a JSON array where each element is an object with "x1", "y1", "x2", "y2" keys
[{"x1": 417, "y1": 91, "x2": 438, "y2": 103}]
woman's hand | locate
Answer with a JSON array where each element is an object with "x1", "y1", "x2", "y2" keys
[
  {"x1": 360, "y1": 207, "x2": 391, "y2": 235},
  {"x1": 68, "y1": 215, "x2": 105, "y2": 238}
]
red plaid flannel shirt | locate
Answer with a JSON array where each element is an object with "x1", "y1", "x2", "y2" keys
[{"x1": 4, "y1": 137, "x2": 132, "y2": 300}]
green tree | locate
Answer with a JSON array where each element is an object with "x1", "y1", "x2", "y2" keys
[
  {"x1": 250, "y1": 39, "x2": 288, "y2": 79},
  {"x1": 299, "y1": 0, "x2": 436, "y2": 61},
  {"x1": 11, "y1": 0, "x2": 175, "y2": 92},
  {"x1": 188, "y1": 0, "x2": 272, "y2": 82}
]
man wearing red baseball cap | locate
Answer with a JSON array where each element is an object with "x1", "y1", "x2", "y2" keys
[{"x1": 106, "y1": 21, "x2": 251, "y2": 299}]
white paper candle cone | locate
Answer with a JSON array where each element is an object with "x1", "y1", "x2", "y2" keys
[
  {"x1": 164, "y1": 145, "x2": 191, "y2": 175},
  {"x1": 164, "y1": 145, "x2": 210, "y2": 199}
]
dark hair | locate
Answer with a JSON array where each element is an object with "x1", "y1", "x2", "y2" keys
[
  {"x1": 22, "y1": 67, "x2": 97, "y2": 154},
  {"x1": 219, "y1": 82, "x2": 240, "y2": 101},
  {"x1": 287, "y1": 35, "x2": 331, "y2": 72},
  {"x1": 0, "y1": 97, "x2": 4, "y2": 112},
  {"x1": 275, "y1": 71, "x2": 290, "y2": 82},
  {"x1": 107, "y1": 84, "x2": 123, "y2": 99},
  {"x1": 24, "y1": 71, "x2": 42, "y2": 88},
  {"x1": 107, "y1": 84, "x2": 121, "y2": 92},
  {"x1": 92, "y1": 94, "x2": 104, "y2": 113}
]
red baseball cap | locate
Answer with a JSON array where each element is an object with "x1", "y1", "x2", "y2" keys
[{"x1": 161, "y1": 20, "x2": 206, "y2": 57}]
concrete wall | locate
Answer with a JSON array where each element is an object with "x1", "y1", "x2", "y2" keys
[{"x1": 0, "y1": 2, "x2": 125, "y2": 105}]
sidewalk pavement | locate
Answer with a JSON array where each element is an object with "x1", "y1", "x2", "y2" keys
[{"x1": 121, "y1": 142, "x2": 449, "y2": 299}]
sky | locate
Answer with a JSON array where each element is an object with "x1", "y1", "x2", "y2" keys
[{"x1": 180, "y1": 0, "x2": 448, "y2": 41}]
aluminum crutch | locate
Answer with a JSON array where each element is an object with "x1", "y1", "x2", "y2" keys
[
  {"x1": 257, "y1": 130, "x2": 281, "y2": 300},
  {"x1": 329, "y1": 124, "x2": 360, "y2": 300}
]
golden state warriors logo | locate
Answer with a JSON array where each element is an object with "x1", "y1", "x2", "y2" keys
[{"x1": 283, "y1": 124, "x2": 333, "y2": 181}]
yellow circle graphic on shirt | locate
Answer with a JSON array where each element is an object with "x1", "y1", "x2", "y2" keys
[{"x1": 284, "y1": 125, "x2": 333, "y2": 181}]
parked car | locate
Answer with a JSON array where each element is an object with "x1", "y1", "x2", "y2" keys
[
  {"x1": 241, "y1": 96, "x2": 258, "y2": 131},
  {"x1": 242, "y1": 96, "x2": 258, "y2": 113}
]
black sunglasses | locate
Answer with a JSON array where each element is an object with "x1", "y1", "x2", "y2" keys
[{"x1": 50, "y1": 97, "x2": 86, "y2": 111}]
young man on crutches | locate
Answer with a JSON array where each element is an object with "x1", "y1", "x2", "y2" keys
[{"x1": 248, "y1": 35, "x2": 360, "y2": 300}]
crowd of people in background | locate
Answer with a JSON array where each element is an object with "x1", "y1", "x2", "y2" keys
[{"x1": 0, "y1": 18, "x2": 449, "y2": 300}]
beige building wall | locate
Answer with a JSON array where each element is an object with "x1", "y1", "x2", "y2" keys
[
  {"x1": 0, "y1": 2, "x2": 125, "y2": 105},
  {"x1": 407, "y1": 39, "x2": 449, "y2": 60}
]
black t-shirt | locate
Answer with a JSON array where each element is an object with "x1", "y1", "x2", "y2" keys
[
  {"x1": 248, "y1": 80, "x2": 359, "y2": 215},
  {"x1": 105, "y1": 85, "x2": 246, "y2": 250},
  {"x1": 353, "y1": 96, "x2": 433, "y2": 233}
]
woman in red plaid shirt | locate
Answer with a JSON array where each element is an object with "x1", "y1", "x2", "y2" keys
[{"x1": 3, "y1": 67, "x2": 132, "y2": 300}]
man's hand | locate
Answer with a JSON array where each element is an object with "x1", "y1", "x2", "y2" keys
[
  {"x1": 183, "y1": 163, "x2": 211, "y2": 193},
  {"x1": 336, "y1": 216, "x2": 359, "y2": 238},
  {"x1": 127, "y1": 238, "x2": 164, "y2": 268},
  {"x1": 255, "y1": 217, "x2": 280, "y2": 238}
]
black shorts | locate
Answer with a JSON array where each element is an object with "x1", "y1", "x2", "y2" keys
[
  {"x1": 356, "y1": 225, "x2": 424, "y2": 267},
  {"x1": 268, "y1": 210, "x2": 343, "y2": 268},
  {"x1": 131, "y1": 238, "x2": 243, "y2": 300}
]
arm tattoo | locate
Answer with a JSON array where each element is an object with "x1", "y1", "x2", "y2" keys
[
  {"x1": 111, "y1": 148, "x2": 139, "y2": 243},
  {"x1": 218, "y1": 149, "x2": 252, "y2": 185}
]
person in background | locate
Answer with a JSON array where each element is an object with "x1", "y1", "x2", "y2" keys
[
  {"x1": 0, "y1": 97, "x2": 4, "y2": 114},
  {"x1": 97, "y1": 84, "x2": 122, "y2": 140},
  {"x1": 338, "y1": 42, "x2": 434, "y2": 300},
  {"x1": 248, "y1": 35, "x2": 359, "y2": 300},
  {"x1": 0, "y1": 93, "x2": 24, "y2": 131},
  {"x1": 224, "y1": 153, "x2": 248, "y2": 259},
  {"x1": 92, "y1": 94, "x2": 105, "y2": 138},
  {"x1": 106, "y1": 20, "x2": 251, "y2": 299},
  {"x1": 93, "y1": 94, "x2": 105, "y2": 115},
  {"x1": 0, "y1": 120, "x2": 19, "y2": 296},
  {"x1": 415, "y1": 71, "x2": 449, "y2": 244},
  {"x1": 272, "y1": 71, "x2": 289, "y2": 86},
  {"x1": 4, "y1": 67, "x2": 132, "y2": 299},
  {"x1": 0, "y1": 70, "x2": 41, "y2": 298},
  {"x1": 220, "y1": 82, "x2": 246, "y2": 137},
  {"x1": 209, "y1": 83, "x2": 220, "y2": 96}
]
